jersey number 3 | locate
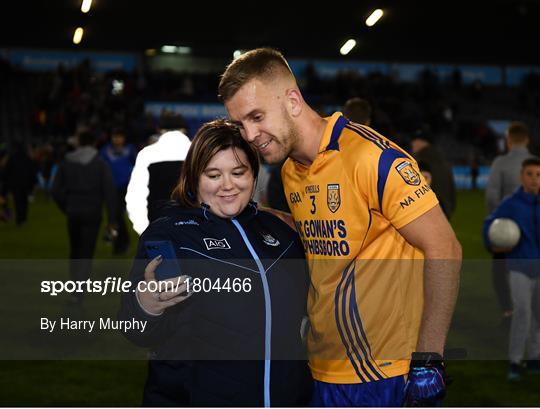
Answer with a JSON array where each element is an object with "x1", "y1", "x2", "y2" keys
[{"x1": 310, "y1": 195, "x2": 316, "y2": 214}]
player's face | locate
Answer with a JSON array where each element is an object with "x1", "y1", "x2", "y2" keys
[
  {"x1": 225, "y1": 79, "x2": 298, "y2": 164},
  {"x1": 197, "y1": 148, "x2": 254, "y2": 219},
  {"x1": 521, "y1": 165, "x2": 540, "y2": 194}
]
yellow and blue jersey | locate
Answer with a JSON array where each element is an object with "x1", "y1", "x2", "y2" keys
[{"x1": 282, "y1": 112, "x2": 439, "y2": 384}]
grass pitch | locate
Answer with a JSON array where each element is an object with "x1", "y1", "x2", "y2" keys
[{"x1": 0, "y1": 190, "x2": 539, "y2": 406}]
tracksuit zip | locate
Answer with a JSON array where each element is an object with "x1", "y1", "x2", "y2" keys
[{"x1": 231, "y1": 219, "x2": 272, "y2": 408}]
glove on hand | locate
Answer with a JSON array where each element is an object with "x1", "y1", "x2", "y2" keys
[{"x1": 404, "y1": 352, "x2": 447, "y2": 407}]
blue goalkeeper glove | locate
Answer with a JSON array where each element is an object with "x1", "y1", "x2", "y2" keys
[{"x1": 404, "y1": 352, "x2": 447, "y2": 407}]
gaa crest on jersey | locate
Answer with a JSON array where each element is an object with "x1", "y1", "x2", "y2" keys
[
  {"x1": 327, "y1": 184, "x2": 341, "y2": 213},
  {"x1": 395, "y1": 160, "x2": 421, "y2": 186},
  {"x1": 261, "y1": 232, "x2": 280, "y2": 247}
]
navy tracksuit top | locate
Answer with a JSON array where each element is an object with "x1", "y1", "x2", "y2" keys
[{"x1": 119, "y1": 202, "x2": 312, "y2": 407}]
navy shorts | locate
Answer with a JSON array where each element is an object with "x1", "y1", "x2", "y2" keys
[{"x1": 311, "y1": 375, "x2": 406, "y2": 407}]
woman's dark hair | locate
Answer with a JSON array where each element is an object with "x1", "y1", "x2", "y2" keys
[{"x1": 172, "y1": 119, "x2": 260, "y2": 207}]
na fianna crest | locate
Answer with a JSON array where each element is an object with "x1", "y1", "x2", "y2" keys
[
  {"x1": 327, "y1": 184, "x2": 341, "y2": 213},
  {"x1": 395, "y1": 161, "x2": 421, "y2": 186}
]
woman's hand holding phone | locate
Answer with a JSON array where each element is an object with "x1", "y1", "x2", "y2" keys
[{"x1": 137, "y1": 255, "x2": 192, "y2": 316}]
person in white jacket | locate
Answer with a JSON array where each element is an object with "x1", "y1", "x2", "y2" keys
[{"x1": 125, "y1": 115, "x2": 191, "y2": 235}]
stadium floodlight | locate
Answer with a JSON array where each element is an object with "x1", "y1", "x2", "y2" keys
[
  {"x1": 366, "y1": 9, "x2": 384, "y2": 27},
  {"x1": 73, "y1": 27, "x2": 84, "y2": 45},
  {"x1": 81, "y1": 0, "x2": 92, "y2": 13},
  {"x1": 112, "y1": 79, "x2": 124, "y2": 96},
  {"x1": 161, "y1": 45, "x2": 191, "y2": 54},
  {"x1": 233, "y1": 50, "x2": 246, "y2": 59},
  {"x1": 161, "y1": 45, "x2": 178, "y2": 53},
  {"x1": 340, "y1": 39, "x2": 356, "y2": 55}
]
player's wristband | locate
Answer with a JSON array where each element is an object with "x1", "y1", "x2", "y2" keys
[{"x1": 410, "y1": 352, "x2": 444, "y2": 368}]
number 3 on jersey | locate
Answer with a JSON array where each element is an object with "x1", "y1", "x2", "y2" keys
[{"x1": 310, "y1": 195, "x2": 316, "y2": 214}]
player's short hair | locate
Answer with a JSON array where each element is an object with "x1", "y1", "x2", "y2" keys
[
  {"x1": 343, "y1": 97, "x2": 372, "y2": 125},
  {"x1": 507, "y1": 121, "x2": 530, "y2": 144},
  {"x1": 521, "y1": 157, "x2": 540, "y2": 170},
  {"x1": 172, "y1": 119, "x2": 260, "y2": 208},
  {"x1": 218, "y1": 48, "x2": 294, "y2": 102}
]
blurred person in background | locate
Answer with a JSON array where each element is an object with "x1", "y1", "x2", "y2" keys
[
  {"x1": 52, "y1": 130, "x2": 117, "y2": 304},
  {"x1": 485, "y1": 121, "x2": 536, "y2": 322},
  {"x1": 265, "y1": 161, "x2": 290, "y2": 213},
  {"x1": 470, "y1": 153, "x2": 480, "y2": 190},
  {"x1": 35, "y1": 144, "x2": 58, "y2": 199},
  {"x1": 486, "y1": 122, "x2": 535, "y2": 212},
  {"x1": 0, "y1": 144, "x2": 11, "y2": 222},
  {"x1": 483, "y1": 158, "x2": 540, "y2": 381},
  {"x1": 343, "y1": 97, "x2": 372, "y2": 126},
  {"x1": 252, "y1": 157, "x2": 271, "y2": 206},
  {"x1": 418, "y1": 160, "x2": 433, "y2": 186},
  {"x1": 3, "y1": 141, "x2": 37, "y2": 226},
  {"x1": 100, "y1": 127, "x2": 137, "y2": 254},
  {"x1": 125, "y1": 114, "x2": 191, "y2": 235},
  {"x1": 119, "y1": 120, "x2": 311, "y2": 406},
  {"x1": 410, "y1": 126, "x2": 456, "y2": 219}
]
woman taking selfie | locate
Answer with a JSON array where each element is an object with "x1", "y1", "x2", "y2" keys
[{"x1": 119, "y1": 119, "x2": 311, "y2": 407}]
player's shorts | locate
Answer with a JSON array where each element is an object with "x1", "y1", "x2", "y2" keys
[{"x1": 311, "y1": 375, "x2": 406, "y2": 407}]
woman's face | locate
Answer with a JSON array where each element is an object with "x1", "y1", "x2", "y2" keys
[{"x1": 197, "y1": 147, "x2": 255, "y2": 218}]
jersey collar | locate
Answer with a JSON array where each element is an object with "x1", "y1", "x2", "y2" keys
[{"x1": 317, "y1": 112, "x2": 350, "y2": 153}]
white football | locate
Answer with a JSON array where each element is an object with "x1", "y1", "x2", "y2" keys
[{"x1": 488, "y1": 218, "x2": 521, "y2": 249}]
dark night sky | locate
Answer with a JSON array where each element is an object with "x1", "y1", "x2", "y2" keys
[{"x1": 1, "y1": 0, "x2": 539, "y2": 65}]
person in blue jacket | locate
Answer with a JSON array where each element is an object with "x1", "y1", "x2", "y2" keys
[
  {"x1": 483, "y1": 157, "x2": 540, "y2": 381},
  {"x1": 100, "y1": 127, "x2": 137, "y2": 254},
  {"x1": 119, "y1": 119, "x2": 312, "y2": 407}
]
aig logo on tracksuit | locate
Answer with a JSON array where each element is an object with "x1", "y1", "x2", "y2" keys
[{"x1": 203, "y1": 238, "x2": 231, "y2": 250}]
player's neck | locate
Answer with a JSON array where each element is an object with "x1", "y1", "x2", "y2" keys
[{"x1": 290, "y1": 108, "x2": 327, "y2": 166}]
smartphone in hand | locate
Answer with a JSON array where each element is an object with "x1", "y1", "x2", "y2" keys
[{"x1": 144, "y1": 240, "x2": 182, "y2": 280}]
